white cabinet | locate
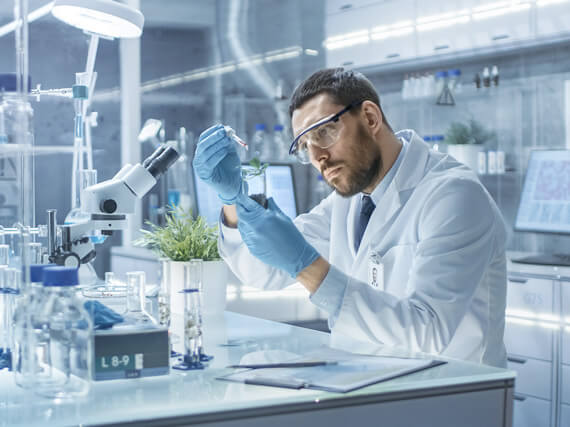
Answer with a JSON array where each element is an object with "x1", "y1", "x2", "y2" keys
[
  {"x1": 507, "y1": 357, "x2": 552, "y2": 400},
  {"x1": 536, "y1": 1, "x2": 570, "y2": 39},
  {"x1": 507, "y1": 276, "x2": 554, "y2": 316},
  {"x1": 513, "y1": 395, "x2": 552, "y2": 427},
  {"x1": 505, "y1": 268, "x2": 558, "y2": 427},
  {"x1": 326, "y1": 0, "x2": 414, "y2": 69},
  {"x1": 513, "y1": 394, "x2": 551, "y2": 427},
  {"x1": 325, "y1": 0, "x2": 569, "y2": 70}
]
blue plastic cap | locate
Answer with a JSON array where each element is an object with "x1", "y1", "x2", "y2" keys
[
  {"x1": 448, "y1": 69, "x2": 461, "y2": 76},
  {"x1": 255, "y1": 123, "x2": 266, "y2": 131},
  {"x1": 26, "y1": 264, "x2": 55, "y2": 283},
  {"x1": 42, "y1": 266, "x2": 79, "y2": 287},
  {"x1": 435, "y1": 71, "x2": 448, "y2": 78},
  {"x1": 274, "y1": 124, "x2": 284, "y2": 131},
  {"x1": 0, "y1": 73, "x2": 32, "y2": 92}
]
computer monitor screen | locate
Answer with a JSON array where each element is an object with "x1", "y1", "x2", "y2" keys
[
  {"x1": 193, "y1": 164, "x2": 298, "y2": 225},
  {"x1": 514, "y1": 150, "x2": 570, "y2": 234}
]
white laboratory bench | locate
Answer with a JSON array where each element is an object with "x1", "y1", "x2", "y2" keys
[{"x1": 1, "y1": 311, "x2": 515, "y2": 426}]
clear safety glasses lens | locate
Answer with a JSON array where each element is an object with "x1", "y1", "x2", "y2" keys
[{"x1": 293, "y1": 121, "x2": 341, "y2": 164}]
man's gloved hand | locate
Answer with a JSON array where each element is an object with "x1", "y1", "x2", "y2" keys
[
  {"x1": 235, "y1": 195, "x2": 320, "y2": 278},
  {"x1": 193, "y1": 123, "x2": 243, "y2": 204}
]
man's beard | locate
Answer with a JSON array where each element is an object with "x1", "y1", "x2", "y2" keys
[{"x1": 323, "y1": 124, "x2": 382, "y2": 197}]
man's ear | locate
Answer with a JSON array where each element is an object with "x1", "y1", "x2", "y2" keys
[{"x1": 361, "y1": 100, "x2": 383, "y2": 135}]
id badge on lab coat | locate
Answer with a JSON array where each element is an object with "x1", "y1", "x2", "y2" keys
[{"x1": 368, "y1": 251, "x2": 383, "y2": 290}]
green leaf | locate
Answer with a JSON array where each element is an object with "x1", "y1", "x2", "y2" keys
[{"x1": 133, "y1": 205, "x2": 220, "y2": 261}]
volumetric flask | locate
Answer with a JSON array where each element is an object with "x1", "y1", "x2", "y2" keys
[{"x1": 125, "y1": 271, "x2": 155, "y2": 324}]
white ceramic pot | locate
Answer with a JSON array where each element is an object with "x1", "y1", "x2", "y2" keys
[
  {"x1": 446, "y1": 144, "x2": 483, "y2": 172},
  {"x1": 169, "y1": 259, "x2": 228, "y2": 316}
]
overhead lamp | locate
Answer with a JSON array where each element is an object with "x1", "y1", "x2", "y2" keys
[{"x1": 51, "y1": 0, "x2": 144, "y2": 39}]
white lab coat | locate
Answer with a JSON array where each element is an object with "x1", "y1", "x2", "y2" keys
[{"x1": 219, "y1": 130, "x2": 508, "y2": 367}]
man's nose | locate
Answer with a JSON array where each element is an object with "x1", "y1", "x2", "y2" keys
[{"x1": 310, "y1": 144, "x2": 329, "y2": 164}]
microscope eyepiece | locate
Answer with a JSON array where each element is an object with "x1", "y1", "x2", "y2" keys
[
  {"x1": 142, "y1": 144, "x2": 168, "y2": 169},
  {"x1": 145, "y1": 145, "x2": 180, "y2": 179}
]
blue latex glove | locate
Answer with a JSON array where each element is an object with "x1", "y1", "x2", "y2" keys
[
  {"x1": 84, "y1": 300, "x2": 124, "y2": 330},
  {"x1": 193, "y1": 123, "x2": 243, "y2": 204},
  {"x1": 236, "y1": 195, "x2": 320, "y2": 278}
]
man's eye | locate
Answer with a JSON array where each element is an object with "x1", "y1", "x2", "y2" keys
[{"x1": 316, "y1": 127, "x2": 328, "y2": 138}]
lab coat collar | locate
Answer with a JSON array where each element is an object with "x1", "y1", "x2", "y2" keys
[{"x1": 392, "y1": 129, "x2": 430, "y2": 192}]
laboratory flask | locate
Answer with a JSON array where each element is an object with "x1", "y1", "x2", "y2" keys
[
  {"x1": 34, "y1": 266, "x2": 93, "y2": 399},
  {"x1": 13, "y1": 264, "x2": 52, "y2": 388},
  {"x1": 125, "y1": 271, "x2": 155, "y2": 324}
]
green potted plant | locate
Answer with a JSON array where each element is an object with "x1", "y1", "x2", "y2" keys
[
  {"x1": 135, "y1": 206, "x2": 228, "y2": 316},
  {"x1": 241, "y1": 157, "x2": 269, "y2": 208},
  {"x1": 444, "y1": 119, "x2": 494, "y2": 172}
]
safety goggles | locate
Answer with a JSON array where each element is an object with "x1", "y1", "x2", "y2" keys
[{"x1": 288, "y1": 101, "x2": 363, "y2": 164}]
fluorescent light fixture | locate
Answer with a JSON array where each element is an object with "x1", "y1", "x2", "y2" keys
[
  {"x1": 324, "y1": 30, "x2": 369, "y2": 50},
  {"x1": 417, "y1": 9, "x2": 469, "y2": 24},
  {"x1": 51, "y1": 0, "x2": 144, "y2": 38},
  {"x1": 472, "y1": 2, "x2": 531, "y2": 20},
  {"x1": 417, "y1": 15, "x2": 470, "y2": 31},
  {"x1": 209, "y1": 63, "x2": 237, "y2": 75},
  {"x1": 0, "y1": 2, "x2": 54, "y2": 38},
  {"x1": 506, "y1": 309, "x2": 560, "y2": 322},
  {"x1": 371, "y1": 26, "x2": 413, "y2": 40},
  {"x1": 537, "y1": 0, "x2": 570, "y2": 5},
  {"x1": 264, "y1": 47, "x2": 302, "y2": 62},
  {"x1": 237, "y1": 55, "x2": 264, "y2": 68},
  {"x1": 304, "y1": 48, "x2": 319, "y2": 56},
  {"x1": 473, "y1": 1, "x2": 513, "y2": 13}
]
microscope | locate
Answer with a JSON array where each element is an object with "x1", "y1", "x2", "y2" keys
[{"x1": 47, "y1": 144, "x2": 180, "y2": 267}]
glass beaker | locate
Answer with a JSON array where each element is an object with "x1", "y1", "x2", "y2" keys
[{"x1": 125, "y1": 271, "x2": 155, "y2": 324}]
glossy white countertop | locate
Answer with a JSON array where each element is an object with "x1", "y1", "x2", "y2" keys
[{"x1": 0, "y1": 312, "x2": 515, "y2": 426}]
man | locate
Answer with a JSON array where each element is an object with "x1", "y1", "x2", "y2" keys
[{"x1": 193, "y1": 68, "x2": 508, "y2": 367}]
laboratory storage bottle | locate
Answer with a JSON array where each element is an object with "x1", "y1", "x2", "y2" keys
[
  {"x1": 273, "y1": 124, "x2": 289, "y2": 162},
  {"x1": 13, "y1": 264, "x2": 52, "y2": 388},
  {"x1": 34, "y1": 266, "x2": 93, "y2": 399},
  {"x1": 252, "y1": 124, "x2": 268, "y2": 161}
]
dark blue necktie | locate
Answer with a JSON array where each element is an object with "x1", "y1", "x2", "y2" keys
[{"x1": 355, "y1": 195, "x2": 375, "y2": 251}]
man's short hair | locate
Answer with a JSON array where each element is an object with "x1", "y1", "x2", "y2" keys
[{"x1": 289, "y1": 68, "x2": 392, "y2": 131}]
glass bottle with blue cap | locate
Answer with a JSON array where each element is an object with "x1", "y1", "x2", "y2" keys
[
  {"x1": 13, "y1": 264, "x2": 53, "y2": 388},
  {"x1": 34, "y1": 266, "x2": 93, "y2": 398}
]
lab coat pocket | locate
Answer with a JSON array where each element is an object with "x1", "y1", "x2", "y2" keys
[{"x1": 375, "y1": 244, "x2": 416, "y2": 298}]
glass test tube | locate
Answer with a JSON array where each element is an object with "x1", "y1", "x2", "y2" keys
[
  {"x1": 25, "y1": 242, "x2": 42, "y2": 265},
  {"x1": 183, "y1": 260, "x2": 203, "y2": 364},
  {"x1": 158, "y1": 258, "x2": 171, "y2": 328},
  {"x1": 0, "y1": 245, "x2": 9, "y2": 356}
]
